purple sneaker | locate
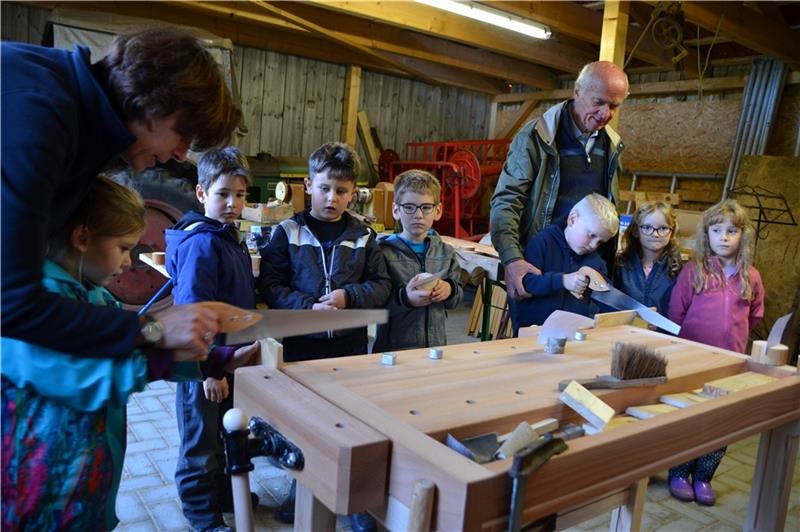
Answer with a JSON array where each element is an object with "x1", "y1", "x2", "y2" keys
[
  {"x1": 693, "y1": 480, "x2": 716, "y2": 506},
  {"x1": 668, "y1": 476, "x2": 694, "y2": 501}
]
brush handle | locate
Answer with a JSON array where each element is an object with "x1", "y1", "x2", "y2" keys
[{"x1": 558, "y1": 375, "x2": 667, "y2": 391}]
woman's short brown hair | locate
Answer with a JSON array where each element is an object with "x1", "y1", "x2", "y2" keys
[{"x1": 97, "y1": 27, "x2": 242, "y2": 151}]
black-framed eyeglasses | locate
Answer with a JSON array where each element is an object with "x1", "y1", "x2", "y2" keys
[
  {"x1": 398, "y1": 203, "x2": 438, "y2": 215},
  {"x1": 639, "y1": 224, "x2": 672, "y2": 237}
]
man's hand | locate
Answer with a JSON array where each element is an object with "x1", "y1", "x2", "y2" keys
[
  {"x1": 224, "y1": 341, "x2": 261, "y2": 372},
  {"x1": 153, "y1": 303, "x2": 219, "y2": 359},
  {"x1": 563, "y1": 271, "x2": 590, "y2": 299},
  {"x1": 504, "y1": 260, "x2": 541, "y2": 300},
  {"x1": 203, "y1": 377, "x2": 229, "y2": 403},
  {"x1": 317, "y1": 289, "x2": 347, "y2": 309}
]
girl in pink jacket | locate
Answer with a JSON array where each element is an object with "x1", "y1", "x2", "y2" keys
[{"x1": 666, "y1": 199, "x2": 765, "y2": 506}]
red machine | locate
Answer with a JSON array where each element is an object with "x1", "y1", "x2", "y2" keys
[{"x1": 378, "y1": 140, "x2": 510, "y2": 239}]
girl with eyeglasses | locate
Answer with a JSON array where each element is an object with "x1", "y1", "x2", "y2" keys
[{"x1": 614, "y1": 201, "x2": 682, "y2": 317}]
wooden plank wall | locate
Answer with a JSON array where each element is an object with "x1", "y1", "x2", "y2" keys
[{"x1": 1, "y1": 2, "x2": 49, "y2": 45}]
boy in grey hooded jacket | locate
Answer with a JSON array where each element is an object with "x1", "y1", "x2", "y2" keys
[{"x1": 374, "y1": 170, "x2": 463, "y2": 352}]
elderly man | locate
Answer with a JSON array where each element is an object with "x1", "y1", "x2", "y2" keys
[{"x1": 489, "y1": 60, "x2": 628, "y2": 329}]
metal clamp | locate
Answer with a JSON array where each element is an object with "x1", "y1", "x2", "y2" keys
[{"x1": 248, "y1": 416, "x2": 305, "y2": 471}]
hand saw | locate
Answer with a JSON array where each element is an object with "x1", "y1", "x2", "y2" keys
[
  {"x1": 579, "y1": 267, "x2": 682, "y2": 335},
  {"x1": 196, "y1": 301, "x2": 388, "y2": 343}
]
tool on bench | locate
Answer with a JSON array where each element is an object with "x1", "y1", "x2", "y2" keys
[
  {"x1": 557, "y1": 342, "x2": 668, "y2": 391},
  {"x1": 507, "y1": 434, "x2": 568, "y2": 532},
  {"x1": 580, "y1": 267, "x2": 682, "y2": 335}
]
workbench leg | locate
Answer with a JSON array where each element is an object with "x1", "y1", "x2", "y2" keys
[
  {"x1": 744, "y1": 419, "x2": 800, "y2": 531},
  {"x1": 609, "y1": 478, "x2": 648, "y2": 532},
  {"x1": 295, "y1": 481, "x2": 336, "y2": 532},
  {"x1": 481, "y1": 277, "x2": 493, "y2": 341}
]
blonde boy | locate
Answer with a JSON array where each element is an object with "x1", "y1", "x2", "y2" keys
[
  {"x1": 515, "y1": 193, "x2": 619, "y2": 331},
  {"x1": 374, "y1": 169, "x2": 463, "y2": 352}
]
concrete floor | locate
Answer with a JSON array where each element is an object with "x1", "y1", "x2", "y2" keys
[{"x1": 116, "y1": 296, "x2": 800, "y2": 531}]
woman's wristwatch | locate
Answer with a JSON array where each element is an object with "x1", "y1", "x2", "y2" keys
[{"x1": 138, "y1": 314, "x2": 165, "y2": 346}]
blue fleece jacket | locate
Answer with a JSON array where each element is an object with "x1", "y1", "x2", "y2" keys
[
  {"x1": 1, "y1": 42, "x2": 139, "y2": 358},
  {"x1": 517, "y1": 224, "x2": 607, "y2": 327},
  {"x1": 165, "y1": 211, "x2": 256, "y2": 313}
]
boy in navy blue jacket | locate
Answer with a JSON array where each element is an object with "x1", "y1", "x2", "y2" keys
[
  {"x1": 516, "y1": 193, "x2": 619, "y2": 332},
  {"x1": 165, "y1": 147, "x2": 259, "y2": 531},
  {"x1": 257, "y1": 142, "x2": 389, "y2": 530}
]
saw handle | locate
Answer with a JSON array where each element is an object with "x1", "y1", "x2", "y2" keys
[{"x1": 196, "y1": 302, "x2": 263, "y2": 333}]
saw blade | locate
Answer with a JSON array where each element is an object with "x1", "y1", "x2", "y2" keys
[
  {"x1": 225, "y1": 309, "x2": 388, "y2": 344},
  {"x1": 591, "y1": 286, "x2": 681, "y2": 335}
]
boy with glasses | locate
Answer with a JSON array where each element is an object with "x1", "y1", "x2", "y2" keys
[{"x1": 374, "y1": 170, "x2": 463, "y2": 352}]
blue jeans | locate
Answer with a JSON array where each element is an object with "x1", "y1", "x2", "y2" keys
[{"x1": 175, "y1": 376, "x2": 233, "y2": 529}]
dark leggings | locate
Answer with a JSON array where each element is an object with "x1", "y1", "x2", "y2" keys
[{"x1": 669, "y1": 447, "x2": 727, "y2": 482}]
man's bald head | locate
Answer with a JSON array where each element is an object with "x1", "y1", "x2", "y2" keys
[{"x1": 571, "y1": 61, "x2": 629, "y2": 133}]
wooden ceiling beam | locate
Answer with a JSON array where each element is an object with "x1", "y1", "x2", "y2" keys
[
  {"x1": 257, "y1": 1, "x2": 557, "y2": 89},
  {"x1": 487, "y1": 1, "x2": 699, "y2": 77},
  {"x1": 308, "y1": 0, "x2": 595, "y2": 73},
  {"x1": 681, "y1": 1, "x2": 800, "y2": 69},
  {"x1": 250, "y1": 0, "x2": 439, "y2": 85}
]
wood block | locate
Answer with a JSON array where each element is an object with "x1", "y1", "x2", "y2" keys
[
  {"x1": 594, "y1": 309, "x2": 638, "y2": 329},
  {"x1": 559, "y1": 380, "x2": 615, "y2": 430},
  {"x1": 659, "y1": 392, "x2": 712, "y2": 408},
  {"x1": 762, "y1": 344, "x2": 789, "y2": 366},
  {"x1": 259, "y1": 337, "x2": 283, "y2": 369},
  {"x1": 750, "y1": 340, "x2": 768, "y2": 362},
  {"x1": 625, "y1": 403, "x2": 679, "y2": 420},
  {"x1": 583, "y1": 415, "x2": 638, "y2": 435},
  {"x1": 703, "y1": 371, "x2": 777, "y2": 397}
]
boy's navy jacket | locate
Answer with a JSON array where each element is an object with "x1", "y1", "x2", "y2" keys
[
  {"x1": 258, "y1": 210, "x2": 390, "y2": 360},
  {"x1": 613, "y1": 252, "x2": 676, "y2": 317},
  {"x1": 374, "y1": 231, "x2": 463, "y2": 352},
  {"x1": 518, "y1": 223, "x2": 607, "y2": 327},
  {"x1": 165, "y1": 211, "x2": 256, "y2": 310},
  {"x1": 1, "y1": 42, "x2": 139, "y2": 358}
]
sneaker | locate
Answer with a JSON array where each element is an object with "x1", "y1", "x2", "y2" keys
[
  {"x1": 668, "y1": 476, "x2": 694, "y2": 502},
  {"x1": 275, "y1": 479, "x2": 296, "y2": 524},
  {"x1": 349, "y1": 512, "x2": 377, "y2": 532},
  {"x1": 693, "y1": 480, "x2": 716, "y2": 506}
]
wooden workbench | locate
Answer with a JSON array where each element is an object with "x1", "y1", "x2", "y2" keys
[{"x1": 234, "y1": 327, "x2": 799, "y2": 531}]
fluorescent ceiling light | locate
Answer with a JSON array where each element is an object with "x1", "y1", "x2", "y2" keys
[{"x1": 416, "y1": 0, "x2": 551, "y2": 40}]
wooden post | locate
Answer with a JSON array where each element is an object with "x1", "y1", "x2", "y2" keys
[
  {"x1": 744, "y1": 420, "x2": 800, "y2": 531},
  {"x1": 609, "y1": 478, "x2": 648, "y2": 532},
  {"x1": 295, "y1": 481, "x2": 336, "y2": 531},
  {"x1": 407, "y1": 479, "x2": 435, "y2": 532},
  {"x1": 599, "y1": 0, "x2": 629, "y2": 131},
  {"x1": 341, "y1": 65, "x2": 362, "y2": 147}
]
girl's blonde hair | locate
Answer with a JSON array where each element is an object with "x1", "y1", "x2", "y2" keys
[
  {"x1": 616, "y1": 201, "x2": 682, "y2": 277},
  {"x1": 48, "y1": 175, "x2": 146, "y2": 257},
  {"x1": 692, "y1": 199, "x2": 756, "y2": 300}
]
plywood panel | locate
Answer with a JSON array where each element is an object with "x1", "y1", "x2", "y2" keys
[{"x1": 735, "y1": 155, "x2": 800, "y2": 342}]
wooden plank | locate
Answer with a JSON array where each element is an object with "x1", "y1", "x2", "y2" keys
[
  {"x1": 300, "y1": 56, "x2": 323, "y2": 155},
  {"x1": 327, "y1": 62, "x2": 346, "y2": 145},
  {"x1": 281, "y1": 55, "x2": 308, "y2": 156},
  {"x1": 259, "y1": 50, "x2": 288, "y2": 154},
  {"x1": 295, "y1": 481, "x2": 337, "y2": 531},
  {"x1": 494, "y1": 76, "x2": 748, "y2": 105},
  {"x1": 498, "y1": 99, "x2": 540, "y2": 140},
  {"x1": 396, "y1": 77, "x2": 414, "y2": 150},
  {"x1": 238, "y1": 46, "x2": 267, "y2": 156},
  {"x1": 341, "y1": 65, "x2": 362, "y2": 147},
  {"x1": 234, "y1": 366, "x2": 390, "y2": 514},
  {"x1": 609, "y1": 478, "x2": 648, "y2": 532},
  {"x1": 357, "y1": 110, "x2": 380, "y2": 180},
  {"x1": 27, "y1": 3, "x2": 50, "y2": 45}
]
